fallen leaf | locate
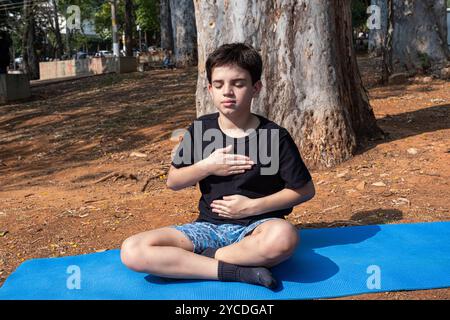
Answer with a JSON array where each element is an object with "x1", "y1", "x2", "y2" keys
[{"x1": 336, "y1": 170, "x2": 349, "y2": 178}]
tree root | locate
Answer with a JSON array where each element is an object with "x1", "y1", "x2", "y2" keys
[{"x1": 93, "y1": 171, "x2": 139, "y2": 184}]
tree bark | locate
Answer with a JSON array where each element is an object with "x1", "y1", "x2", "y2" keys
[
  {"x1": 169, "y1": 0, "x2": 197, "y2": 67},
  {"x1": 51, "y1": 0, "x2": 64, "y2": 60},
  {"x1": 22, "y1": 0, "x2": 40, "y2": 79},
  {"x1": 160, "y1": 0, "x2": 174, "y2": 51},
  {"x1": 389, "y1": 0, "x2": 450, "y2": 74},
  {"x1": 124, "y1": 0, "x2": 135, "y2": 56},
  {"x1": 368, "y1": 0, "x2": 388, "y2": 56},
  {"x1": 194, "y1": 0, "x2": 383, "y2": 169}
]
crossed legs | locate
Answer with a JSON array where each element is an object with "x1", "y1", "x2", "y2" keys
[{"x1": 120, "y1": 218, "x2": 299, "y2": 280}]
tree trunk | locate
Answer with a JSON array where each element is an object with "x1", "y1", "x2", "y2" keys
[
  {"x1": 51, "y1": 0, "x2": 64, "y2": 59},
  {"x1": 368, "y1": 0, "x2": 388, "y2": 56},
  {"x1": 160, "y1": 0, "x2": 174, "y2": 51},
  {"x1": 124, "y1": 0, "x2": 135, "y2": 56},
  {"x1": 22, "y1": 0, "x2": 40, "y2": 79},
  {"x1": 389, "y1": 0, "x2": 450, "y2": 75},
  {"x1": 194, "y1": 0, "x2": 383, "y2": 169},
  {"x1": 169, "y1": 0, "x2": 197, "y2": 67}
]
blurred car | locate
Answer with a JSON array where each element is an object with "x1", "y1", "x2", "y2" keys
[
  {"x1": 95, "y1": 50, "x2": 113, "y2": 58},
  {"x1": 14, "y1": 56, "x2": 23, "y2": 69},
  {"x1": 75, "y1": 51, "x2": 88, "y2": 59}
]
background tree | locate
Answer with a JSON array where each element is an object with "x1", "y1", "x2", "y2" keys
[
  {"x1": 372, "y1": 0, "x2": 450, "y2": 80},
  {"x1": 135, "y1": 0, "x2": 160, "y2": 47},
  {"x1": 194, "y1": 0, "x2": 383, "y2": 168},
  {"x1": 160, "y1": 0, "x2": 173, "y2": 51},
  {"x1": 22, "y1": 0, "x2": 40, "y2": 79},
  {"x1": 124, "y1": 0, "x2": 135, "y2": 56},
  {"x1": 389, "y1": 0, "x2": 449, "y2": 75},
  {"x1": 368, "y1": 0, "x2": 388, "y2": 56},
  {"x1": 160, "y1": 0, "x2": 196, "y2": 66}
]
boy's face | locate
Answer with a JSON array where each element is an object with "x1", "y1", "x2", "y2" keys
[{"x1": 208, "y1": 64, "x2": 262, "y2": 117}]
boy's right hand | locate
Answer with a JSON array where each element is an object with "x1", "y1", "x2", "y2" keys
[{"x1": 201, "y1": 145, "x2": 255, "y2": 176}]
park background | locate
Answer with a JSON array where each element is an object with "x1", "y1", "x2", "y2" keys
[{"x1": 0, "y1": 0, "x2": 449, "y2": 299}]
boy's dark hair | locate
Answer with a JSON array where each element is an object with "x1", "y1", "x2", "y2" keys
[{"x1": 205, "y1": 43, "x2": 262, "y2": 85}]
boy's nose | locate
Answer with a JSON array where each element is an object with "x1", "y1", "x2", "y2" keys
[{"x1": 223, "y1": 85, "x2": 234, "y2": 96}]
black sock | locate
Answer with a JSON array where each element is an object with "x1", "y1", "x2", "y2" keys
[
  {"x1": 201, "y1": 247, "x2": 218, "y2": 259},
  {"x1": 217, "y1": 261, "x2": 278, "y2": 290}
]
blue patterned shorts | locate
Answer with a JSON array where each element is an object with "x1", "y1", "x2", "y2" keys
[{"x1": 170, "y1": 218, "x2": 280, "y2": 253}]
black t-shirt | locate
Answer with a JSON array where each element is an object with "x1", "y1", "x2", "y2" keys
[{"x1": 171, "y1": 112, "x2": 312, "y2": 226}]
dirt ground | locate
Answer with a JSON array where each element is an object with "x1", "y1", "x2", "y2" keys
[{"x1": 0, "y1": 56, "x2": 449, "y2": 300}]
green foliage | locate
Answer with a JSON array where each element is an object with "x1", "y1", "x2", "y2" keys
[
  {"x1": 135, "y1": 0, "x2": 160, "y2": 34},
  {"x1": 0, "y1": 0, "x2": 22, "y2": 29},
  {"x1": 418, "y1": 52, "x2": 431, "y2": 71},
  {"x1": 94, "y1": 1, "x2": 125, "y2": 41},
  {"x1": 352, "y1": 0, "x2": 370, "y2": 31}
]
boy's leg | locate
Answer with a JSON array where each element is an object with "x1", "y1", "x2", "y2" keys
[
  {"x1": 121, "y1": 224, "x2": 280, "y2": 289},
  {"x1": 214, "y1": 219, "x2": 299, "y2": 268},
  {"x1": 121, "y1": 227, "x2": 219, "y2": 280}
]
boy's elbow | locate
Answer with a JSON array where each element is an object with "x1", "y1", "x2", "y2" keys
[
  {"x1": 166, "y1": 168, "x2": 180, "y2": 191},
  {"x1": 166, "y1": 177, "x2": 181, "y2": 191},
  {"x1": 308, "y1": 180, "x2": 316, "y2": 200},
  {"x1": 301, "y1": 180, "x2": 315, "y2": 201},
  {"x1": 308, "y1": 181, "x2": 316, "y2": 199}
]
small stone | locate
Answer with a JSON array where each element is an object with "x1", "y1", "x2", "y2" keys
[
  {"x1": 440, "y1": 67, "x2": 450, "y2": 79},
  {"x1": 356, "y1": 181, "x2": 366, "y2": 191},
  {"x1": 407, "y1": 148, "x2": 418, "y2": 155},
  {"x1": 130, "y1": 151, "x2": 147, "y2": 158},
  {"x1": 430, "y1": 98, "x2": 446, "y2": 104},
  {"x1": 372, "y1": 181, "x2": 386, "y2": 187}
]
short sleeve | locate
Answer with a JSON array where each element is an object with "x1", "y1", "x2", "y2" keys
[
  {"x1": 171, "y1": 123, "x2": 195, "y2": 169},
  {"x1": 278, "y1": 130, "x2": 312, "y2": 190}
]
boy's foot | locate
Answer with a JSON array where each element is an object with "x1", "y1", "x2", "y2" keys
[{"x1": 218, "y1": 261, "x2": 278, "y2": 290}]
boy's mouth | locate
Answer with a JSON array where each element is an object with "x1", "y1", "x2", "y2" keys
[{"x1": 222, "y1": 100, "x2": 236, "y2": 107}]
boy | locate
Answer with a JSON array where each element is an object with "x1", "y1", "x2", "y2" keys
[{"x1": 121, "y1": 43, "x2": 315, "y2": 289}]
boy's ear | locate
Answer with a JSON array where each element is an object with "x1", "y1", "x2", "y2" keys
[
  {"x1": 207, "y1": 83, "x2": 213, "y2": 95},
  {"x1": 253, "y1": 80, "x2": 263, "y2": 95}
]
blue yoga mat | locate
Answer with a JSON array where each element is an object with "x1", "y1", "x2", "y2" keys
[{"x1": 1, "y1": 221, "x2": 450, "y2": 300}]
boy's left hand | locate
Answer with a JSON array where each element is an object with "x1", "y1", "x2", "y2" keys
[{"x1": 211, "y1": 195, "x2": 256, "y2": 219}]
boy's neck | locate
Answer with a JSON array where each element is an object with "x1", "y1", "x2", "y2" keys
[{"x1": 218, "y1": 111, "x2": 259, "y2": 138}]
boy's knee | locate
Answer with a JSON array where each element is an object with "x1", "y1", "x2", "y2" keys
[
  {"x1": 120, "y1": 236, "x2": 147, "y2": 272},
  {"x1": 258, "y1": 223, "x2": 299, "y2": 260}
]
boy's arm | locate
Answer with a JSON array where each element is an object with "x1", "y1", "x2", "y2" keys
[
  {"x1": 167, "y1": 145, "x2": 254, "y2": 191},
  {"x1": 166, "y1": 161, "x2": 210, "y2": 191},
  {"x1": 250, "y1": 180, "x2": 315, "y2": 216},
  {"x1": 211, "y1": 180, "x2": 315, "y2": 219}
]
